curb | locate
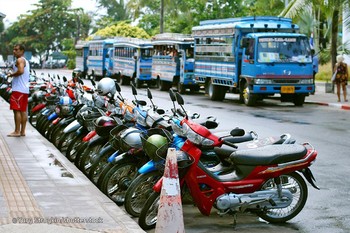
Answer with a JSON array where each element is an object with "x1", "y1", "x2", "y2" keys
[{"x1": 306, "y1": 101, "x2": 350, "y2": 110}]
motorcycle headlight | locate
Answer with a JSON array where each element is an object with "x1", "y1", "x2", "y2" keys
[
  {"x1": 171, "y1": 119, "x2": 185, "y2": 137},
  {"x1": 182, "y1": 123, "x2": 214, "y2": 146},
  {"x1": 134, "y1": 109, "x2": 147, "y2": 126}
]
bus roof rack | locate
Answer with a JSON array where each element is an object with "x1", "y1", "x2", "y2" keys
[
  {"x1": 152, "y1": 33, "x2": 193, "y2": 42},
  {"x1": 198, "y1": 16, "x2": 293, "y2": 26}
]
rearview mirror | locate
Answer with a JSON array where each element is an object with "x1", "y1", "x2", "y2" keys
[
  {"x1": 147, "y1": 88, "x2": 153, "y2": 99},
  {"x1": 169, "y1": 89, "x2": 176, "y2": 102},
  {"x1": 115, "y1": 82, "x2": 121, "y2": 92},
  {"x1": 131, "y1": 84, "x2": 137, "y2": 95},
  {"x1": 242, "y1": 38, "x2": 251, "y2": 48},
  {"x1": 175, "y1": 92, "x2": 184, "y2": 105}
]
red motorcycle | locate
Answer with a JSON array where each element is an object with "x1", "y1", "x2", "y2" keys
[{"x1": 138, "y1": 92, "x2": 319, "y2": 230}]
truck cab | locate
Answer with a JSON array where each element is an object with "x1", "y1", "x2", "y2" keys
[{"x1": 240, "y1": 33, "x2": 313, "y2": 106}]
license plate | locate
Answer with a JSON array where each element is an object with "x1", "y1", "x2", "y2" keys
[{"x1": 281, "y1": 86, "x2": 295, "y2": 93}]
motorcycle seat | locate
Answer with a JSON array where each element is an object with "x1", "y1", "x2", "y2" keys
[{"x1": 230, "y1": 144, "x2": 307, "y2": 166}]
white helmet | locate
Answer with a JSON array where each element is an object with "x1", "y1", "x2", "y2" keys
[{"x1": 96, "y1": 77, "x2": 116, "y2": 96}]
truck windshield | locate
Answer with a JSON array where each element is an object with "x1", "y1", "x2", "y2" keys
[{"x1": 257, "y1": 37, "x2": 311, "y2": 63}]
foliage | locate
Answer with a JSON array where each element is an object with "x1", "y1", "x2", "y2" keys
[
  {"x1": 61, "y1": 38, "x2": 76, "y2": 69},
  {"x1": 279, "y1": 0, "x2": 350, "y2": 72},
  {"x1": 96, "y1": 0, "x2": 130, "y2": 22},
  {"x1": 245, "y1": 0, "x2": 285, "y2": 16},
  {"x1": 0, "y1": 0, "x2": 92, "y2": 62},
  {"x1": 90, "y1": 21, "x2": 150, "y2": 39}
]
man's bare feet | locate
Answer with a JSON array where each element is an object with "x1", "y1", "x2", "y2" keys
[{"x1": 7, "y1": 132, "x2": 21, "y2": 137}]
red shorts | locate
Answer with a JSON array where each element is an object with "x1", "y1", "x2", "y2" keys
[{"x1": 10, "y1": 91, "x2": 29, "y2": 112}]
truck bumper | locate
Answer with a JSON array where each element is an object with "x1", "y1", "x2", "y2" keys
[{"x1": 252, "y1": 85, "x2": 314, "y2": 94}]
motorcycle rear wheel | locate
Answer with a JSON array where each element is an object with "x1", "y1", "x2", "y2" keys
[
  {"x1": 257, "y1": 172, "x2": 308, "y2": 223},
  {"x1": 138, "y1": 191, "x2": 160, "y2": 230}
]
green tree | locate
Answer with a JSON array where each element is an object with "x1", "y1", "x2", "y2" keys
[
  {"x1": 95, "y1": 0, "x2": 130, "y2": 31},
  {"x1": 245, "y1": 0, "x2": 285, "y2": 16},
  {"x1": 0, "y1": 0, "x2": 92, "y2": 65},
  {"x1": 280, "y1": 0, "x2": 350, "y2": 68},
  {"x1": 90, "y1": 21, "x2": 150, "y2": 39}
]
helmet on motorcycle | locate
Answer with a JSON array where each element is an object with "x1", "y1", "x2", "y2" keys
[
  {"x1": 32, "y1": 91, "x2": 44, "y2": 102},
  {"x1": 59, "y1": 96, "x2": 73, "y2": 106},
  {"x1": 94, "y1": 116, "x2": 118, "y2": 137},
  {"x1": 143, "y1": 133, "x2": 169, "y2": 162},
  {"x1": 55, "y1": 105, "x2": 72, "y2": 117},
  {"x1": 119, "y1": 127, "x2": 143, "y2": 150},
  {"x1": 96, "y1": 77, "x2": 116, "y2": 96}
]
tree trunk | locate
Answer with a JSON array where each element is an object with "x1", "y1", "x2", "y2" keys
[
  {"x1": 331, "y1": 9, "x2": 339, "y2": 70},
  {"x1": 160, "y1": 0, "x2": 164, "y2": 33}
]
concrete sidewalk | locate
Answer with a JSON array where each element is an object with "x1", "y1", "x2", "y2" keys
[
  {"x1": 0, "y1": 98, "x2": 144, "y2": 233},
  {"x1": 306, "y1": 81, "x2": 350, "y2": 110}
]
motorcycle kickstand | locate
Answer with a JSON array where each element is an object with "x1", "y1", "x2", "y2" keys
[{"x1": 232, "y1": 212, "x2": 237, "y2": 228}]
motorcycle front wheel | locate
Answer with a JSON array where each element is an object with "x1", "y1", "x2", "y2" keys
[
  {"x1": 257, "y1": 172, "x2": 308, "y2": 223},
  {"x1": 65, "y1": 134, "x2": 84, "y2": 162},
  {"x1": 79, "y1": 143, "x2": 103, "y2": 175},
  {"x1": 29, "y1": 111, "x2": 42, "y2": 127},
  {"x1": 88, "y1": 145, "x2": 115, "y2": 184},
  {"x1": 138, "y1": 191, "x2": 160, "y2": 230},
  {"x1": 100, "y1": 161, "x2": 138, "y2": 206},
  {"x1": 124, "y1": 171, "x2": 161, "y2": 217}
]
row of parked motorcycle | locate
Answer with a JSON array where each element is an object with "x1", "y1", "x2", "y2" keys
[{"x1": 0, "y1": 69, "x2": 319, "y2": 230}]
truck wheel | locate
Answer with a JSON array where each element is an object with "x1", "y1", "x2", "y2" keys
[
  {"x1": 208, "y1": 82, "x2": 226, "y2": 101},
  {"x1": 242, "y1": 82, "x2": 256, "y2": 106},
  {"x1": 115, "y1": 73, "x2": 121, "y2": 83},
  {"x1": 135, "y1": 79, "x2": 142, "y2": 88},
  {"x1": 293, "y1": 95, "x2": 305, "y2": 106},
  {"x1": 160, "y1": 80, "x2": 170, "y2": 91},
  {"x1": 190, "y1": 85, "x2": 200, "y2": 93},
  {"x1": 177, "y1": 82, "x2": 186, "y2": 94},
  {"x1": 120, "y1": 76, "x2": 130, "y2": 86},
  {"x1": 155, "y1": 78, "x2": 160, "y2": 89}
]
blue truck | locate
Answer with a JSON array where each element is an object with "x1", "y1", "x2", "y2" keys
[
  {"x1": 113, "y1": 38, "x2": 153, "y2": 88},
  {"x1": 86, "y1": 39, "x2": 115, "y2": 80},
  {"x1": 192, "y1": 16, "x2": 314, "y2": 106},
  {"x1": 151, "y1": 33, "x2": 199, "y2": 93},
  {"x1": 74, "y1": 40, "x2": 89, "y2": 78}
]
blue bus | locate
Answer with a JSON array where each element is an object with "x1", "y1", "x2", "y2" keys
[
  {"x1": 113, "y1": 38, "x2": 153, "y2": 88},
  {"x1": 86, "y1": 39, "x2": 115, "y2": 80},
  {"x1": 151, "y1": 33, "x2": 198, "y2": 93},
  {"x1": 74, "y1": 40, "x2": 89, "y2": 78},
  {"x1": 192, "y1": 16, "x2": 314, "y2": 106}
]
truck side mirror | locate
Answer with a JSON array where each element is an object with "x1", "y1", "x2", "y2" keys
[{"x1": 242, "y1": 38, "x2": 250, "y2": 49}]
